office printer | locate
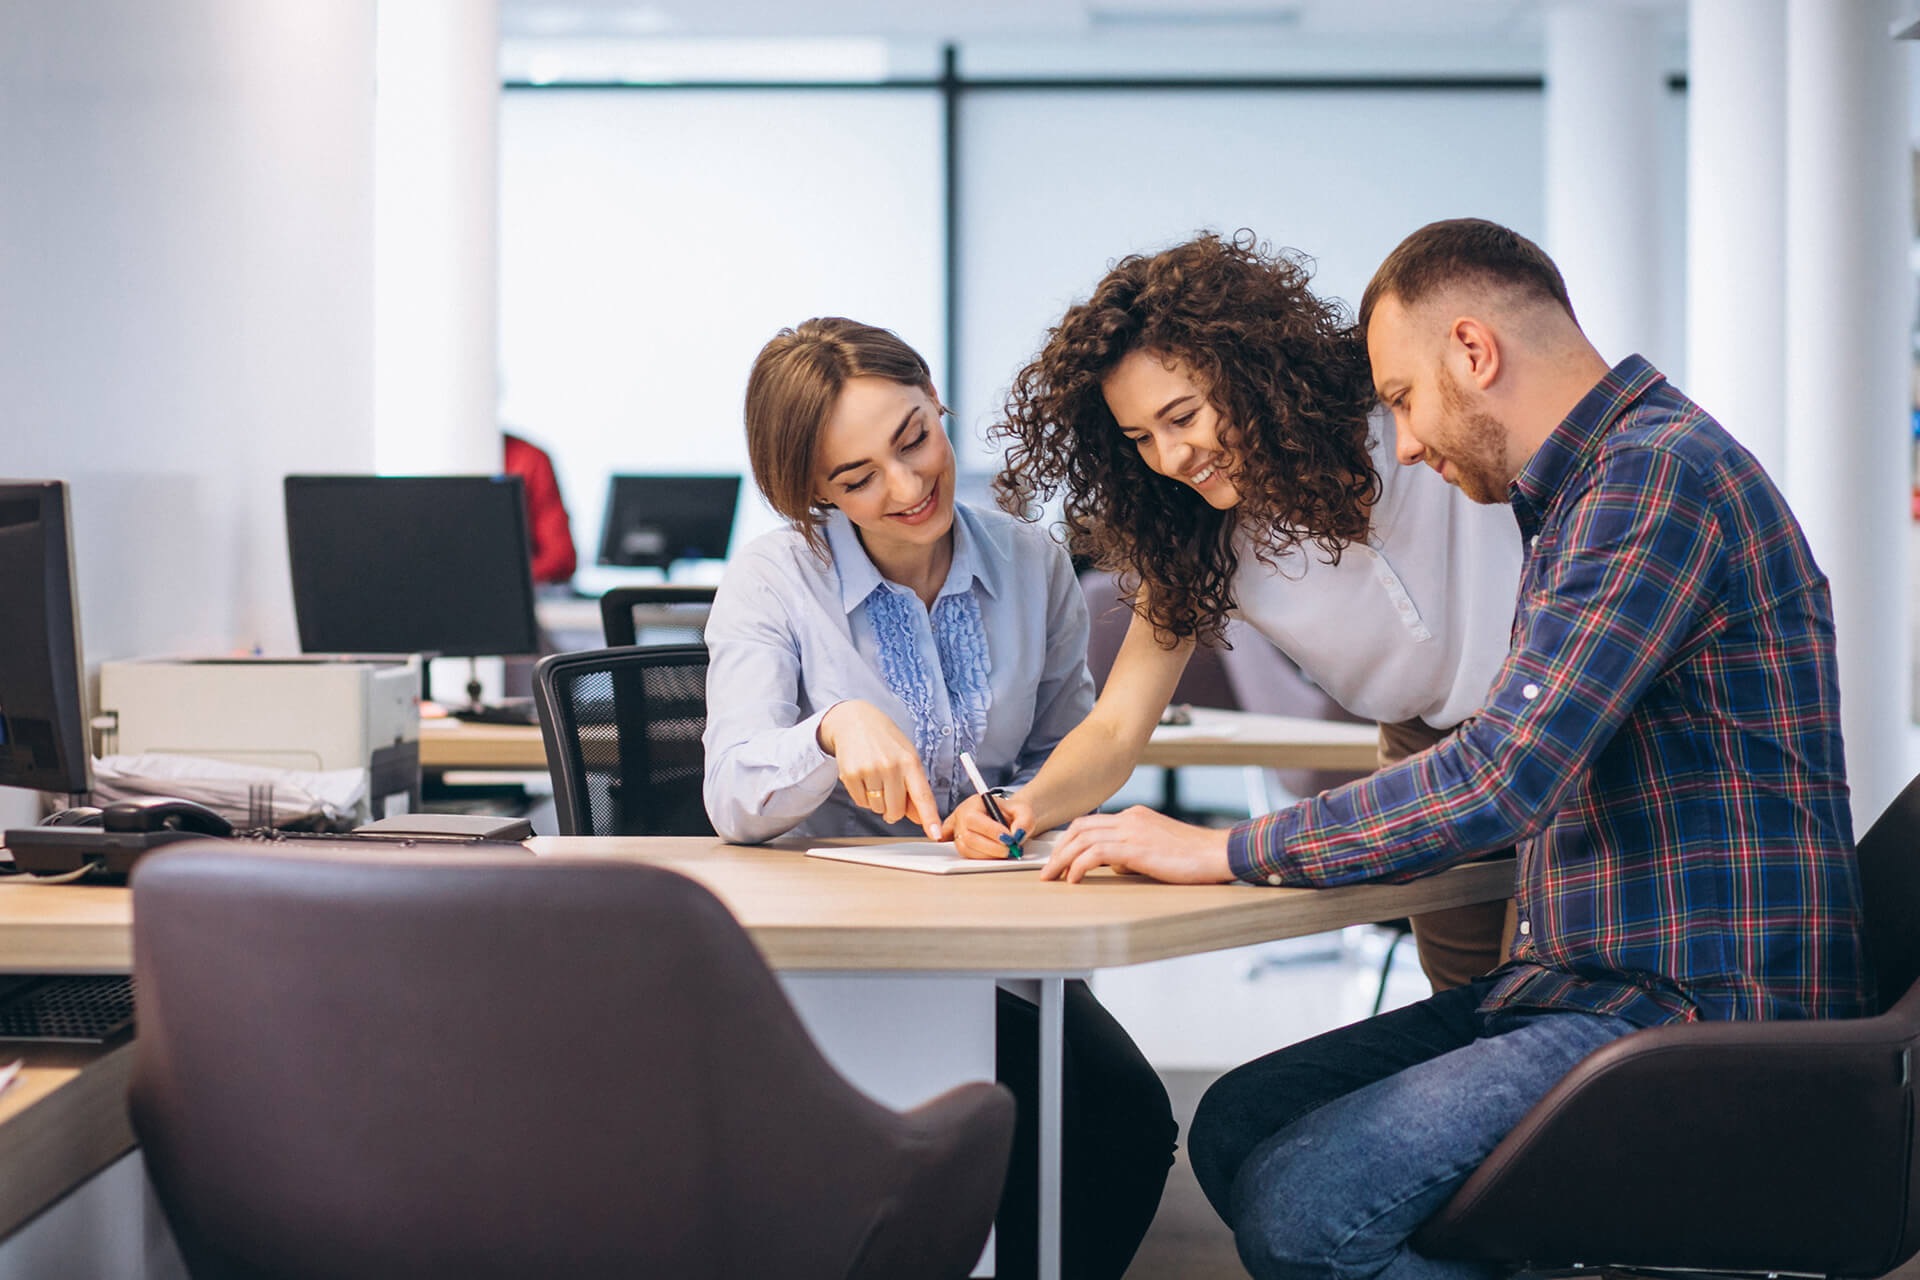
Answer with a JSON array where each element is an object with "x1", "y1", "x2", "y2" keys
[{"x1": 97, "y1": 656, "x2": 422, "y2": 822}]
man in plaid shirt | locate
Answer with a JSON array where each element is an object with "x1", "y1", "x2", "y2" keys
[{"x1": 1040, "y1": 219, "x2": 1872, "y2": 1280}]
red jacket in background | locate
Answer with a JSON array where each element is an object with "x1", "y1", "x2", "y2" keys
[{"x1": 502, "y1": 432, "x2": 578, "y2": 584}]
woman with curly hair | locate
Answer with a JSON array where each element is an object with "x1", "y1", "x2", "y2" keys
[{"x1": 959, "y1": 231, "x2": 1523, "y2": 993}]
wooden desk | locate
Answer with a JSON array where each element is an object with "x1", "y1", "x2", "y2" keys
[
  {"x1": 0, "y1": 839, "x2": 1513, "y2": 1279},
  {"x1": 0, "y1": 1042, "x2": 135, "y2": 1242},
  {"x1": 1140, "y1": 707, "x2": 1378, "y2": 772},
  {"x1": 0, "y1": 842, "x2": 1513, "y2": 975},
  {"x1": 524, "y1": 836, "x2": 1507, "y2": 971},
  {"x1": 415, "y1": 707, "x2": 1382, "y2": 775},
  {"x1": 417, "y1": 718, "x2": 547, "y2": 771}
]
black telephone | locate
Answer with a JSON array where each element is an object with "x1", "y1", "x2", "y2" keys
[{"x1": 100, "y1": 797, "x2": 233, "y2": 837}]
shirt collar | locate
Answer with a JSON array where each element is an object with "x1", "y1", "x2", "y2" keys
[
  {"x1": 1510, "y1": 354, "x2": 1665, "y2": 532},
  {"x1": 826, "y1": 502, "x2": 1003, "y2": 615}
]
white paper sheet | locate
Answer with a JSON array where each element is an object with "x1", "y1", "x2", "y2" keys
[{"x1": 805, "y1": 834, "x2": 1060, "y2": 875}]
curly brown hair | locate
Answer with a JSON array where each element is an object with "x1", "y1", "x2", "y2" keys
[{"x1": 993, "y1": 231, "x2": 1378, "y2": 646}]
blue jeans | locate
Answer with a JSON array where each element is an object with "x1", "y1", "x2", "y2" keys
[{"x1": 1190, "y1": 979, "x2": 1637, "y2": 1280}]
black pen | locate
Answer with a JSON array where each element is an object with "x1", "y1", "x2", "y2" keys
[{"x1": 959, "y1": 751, "x2": 1022, "y2": 858}]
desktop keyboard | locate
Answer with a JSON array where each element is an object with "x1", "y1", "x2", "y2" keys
[
  {"x1": 449, "y1": 701, "x2": 540, "y2": 726},
  {"x1": 5, "y1": 821, "x2": 535, "y2": 880},
  {"x1": 0, "y1": 975, "x2": 135, "y2": 1045}
]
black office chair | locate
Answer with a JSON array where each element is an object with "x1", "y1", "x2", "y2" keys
[
  {"x1": 1412, "y1": 770, "x2": 1920, "y2": 1277},
  {"x1": 597, "y1": 585, "x2": 717, "y2": 647},
  {"x1": 129, "y1": 842, "x2": 1014, "y2": 1280},
  {"x1": 533, "y1": 644, "x2": 714, "y2": 837}
]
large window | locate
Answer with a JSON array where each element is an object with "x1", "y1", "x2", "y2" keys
[
  {"x1": 952, "y1": 88, "x2": 1548, "y2": 463},
  {"x1": 500, "y1": 67, "x2": 1686, "y2": 566}
]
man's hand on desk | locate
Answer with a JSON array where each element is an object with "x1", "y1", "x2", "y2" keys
[{"x1": 1040, "y1": 807, "x2": 1234, "y2": 884}]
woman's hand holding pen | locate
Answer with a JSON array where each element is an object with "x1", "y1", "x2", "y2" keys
[
  {"x1": 946, "y1": 792, "x2": 1037, "y2": 860},
  {"x1": 817, "y1": 700, "x2": 942, "y2": 839}
]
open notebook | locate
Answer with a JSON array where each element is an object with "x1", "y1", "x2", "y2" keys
[{"x1": 805, "y1": 834, "x2": 1060, "y2": 875}]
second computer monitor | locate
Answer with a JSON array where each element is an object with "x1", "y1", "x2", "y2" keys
[
  {"x1": 0, "y1": 480, "x2": 92, "y2": 797},
  {"x1": 284, "y1": 475, "x2": 542, "y2": 659},
  {"x1": 596, "y1": 474, "x2": 740, "y2": 570}
]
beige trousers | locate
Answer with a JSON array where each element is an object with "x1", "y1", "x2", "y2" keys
[{"x1": 1376, "y1": 717, "x2": 1518, "y2": 992}]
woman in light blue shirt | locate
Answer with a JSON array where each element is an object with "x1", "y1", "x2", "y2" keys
[
  {"x1": 700, "y1": 444, "x2": 1093, "y2": 846},
  {"x1": 701, "y1": 317, "x2": 1174, "y2": 1280}
]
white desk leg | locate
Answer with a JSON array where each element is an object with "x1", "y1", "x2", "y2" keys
[{"x1": 1038, "y1": 976, "x2": 1064, "y2": 1280}]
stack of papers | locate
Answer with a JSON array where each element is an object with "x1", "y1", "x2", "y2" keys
[{"x1": 90, "y1": 754, "x2": 367, "y2": 827}]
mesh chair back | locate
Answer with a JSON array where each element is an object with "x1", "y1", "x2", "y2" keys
[
  {"x1": 598, "y1": 585, "x2": 717, "y2": 647},
  {"x1": 1854, "y1": 770, "x2": 1920, "y2": 1014},
  {"x1": 534, "y1": 645, "x2": 714, "y2": 836}
]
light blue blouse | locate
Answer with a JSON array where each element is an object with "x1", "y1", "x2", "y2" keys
[{"x1": 701, "y1": 502, "x2": 1095, "y2": 844}]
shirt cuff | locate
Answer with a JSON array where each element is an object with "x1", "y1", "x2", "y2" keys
[
  {"x1": 771, "y1": 708, "x2": 838, "y2": 790},
  {"x1": 1227, "y1": 817, "x2": 1290, "y2": 886}
]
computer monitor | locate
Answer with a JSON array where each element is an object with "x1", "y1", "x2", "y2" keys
[
  {"x1": 0, "y1": 480, "x2": 92, "y2": 799},
  {"x1": 596, "y1": 475, "x2": 740, "y2": 570},
  {"x1": 284, "y1": 475, "x2": 542, "y2": 660}
]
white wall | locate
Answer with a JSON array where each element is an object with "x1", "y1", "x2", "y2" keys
[
  {"x1": 497, "y1": 88, "x2": 944, "y2": 584},
  {"x1": 0, "y1": 0, "x2": 379, "y2": 820},
  {"x1": 0, "y1": 0, "x2": 379, "y2": 658}
]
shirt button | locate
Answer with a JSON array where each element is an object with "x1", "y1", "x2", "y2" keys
[
  {"x1": 940, "y1": 726, "x2": 952, "y2": 736},
  {"x1": 1397, "y1": 600, "x2": 1413, "y2": 613},
  {"x1": 1266, "y1": 873, "x2": 1282, "y2": 886},
  {"x1": 1519, "y1": 920, "x2": 1532, "y2": 935},
  {"x1": 1522, "y1": 683, "x2": 1540, "y2": 700},
  {"x1": 1530, "y1": 534, "x2": 1540, "y2": 548}
]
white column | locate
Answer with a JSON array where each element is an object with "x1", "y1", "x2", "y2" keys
[
  {"x1": 1686, "y1": 0, "x2": 1788, "y2": 480},
  {"x1": 373, "y1": 0, "x2": 501, "y2": 475},
  {"x1": 1543, "y1": 0, "x2": 1667, "y2": 365},
  {"x1": 1783, "y1": 0, "x2": 1912, "y2": 826},
  {"x1": 0, "y1": 0, "x2": 377, "y2": 659}
]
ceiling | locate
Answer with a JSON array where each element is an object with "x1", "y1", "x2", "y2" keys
[{"x1": 495, "y1": 0, "x2": 1671, "y2": 43}]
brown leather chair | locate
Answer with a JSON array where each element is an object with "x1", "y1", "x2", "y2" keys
[
  {"x1": 128, "y1": 843, "x2": 1014, "y2": 1280},
  {"x1": 1412, "y1": 771, "x2": 1920, "y2": 1277}
]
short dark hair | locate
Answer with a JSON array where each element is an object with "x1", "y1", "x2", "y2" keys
[
  {"x1": 1359, "y1": 218, "x2": 1574, "y2": 334},
  {"x1": 743, "y1": 317, "x2": 936, "y2": 556}
]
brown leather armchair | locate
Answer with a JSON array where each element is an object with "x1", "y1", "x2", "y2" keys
[
  {"x1": 129, "y1": 843, "x2": 1014, "y2": 1280},
  {"x1": 1412, "y1": 772, "x2": 1920, "y2": 1277}
]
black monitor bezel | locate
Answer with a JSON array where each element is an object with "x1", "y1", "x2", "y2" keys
[
  {"x1": 283, "y1": 474, "x2": 542, "y2": 660},
  {"x1": 0, "y1": 480, "x2": 91, "y2": 797},
  {"x1": 595, "y1": 474, "x2": 741, "y2": 569}
]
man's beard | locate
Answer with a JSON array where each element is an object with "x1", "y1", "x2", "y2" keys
[{"x1": 1433, "y1": 371, "x2": 1510, "y2": 505}]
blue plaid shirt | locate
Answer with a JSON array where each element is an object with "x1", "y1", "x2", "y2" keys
[{"x1": 1228, "y1": 356, "x2": 1872, "y2": 1027}]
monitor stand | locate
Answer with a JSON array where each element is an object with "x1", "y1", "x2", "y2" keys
[{"x1": 422, "y1": 657, "x2": 537, "y2": 726}]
